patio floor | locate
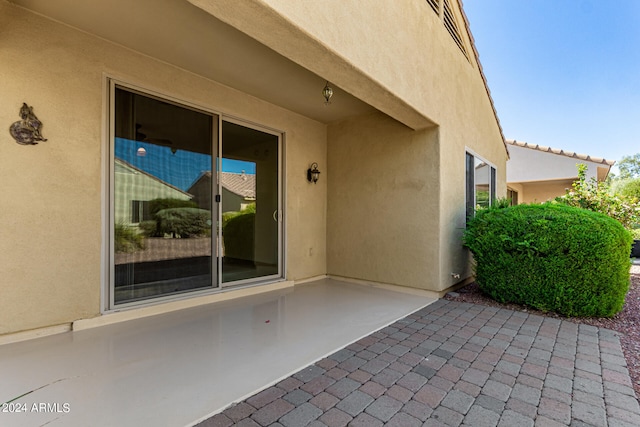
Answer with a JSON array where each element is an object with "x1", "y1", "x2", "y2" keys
[{"x1": 0, "y1": 279, "x2": 434, "y2": 427}]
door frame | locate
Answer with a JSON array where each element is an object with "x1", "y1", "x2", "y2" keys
[
  {"x1": 103, "y1": 77, "x2": 285, "y2": 312},
  {"x1": 219, "y1": 116, "x2": 284, "y2": 288}
]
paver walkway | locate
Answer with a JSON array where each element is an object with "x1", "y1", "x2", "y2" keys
[{"x1": 198, "y1": 299, "x2": 640, "y2": 427}]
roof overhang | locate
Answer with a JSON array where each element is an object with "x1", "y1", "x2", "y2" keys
[{"x1": 11, "y1": 0, "x2": 434, "y2": 129}]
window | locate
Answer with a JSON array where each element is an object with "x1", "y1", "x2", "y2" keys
[
  {"x1": 466, "y1": 152, "x2": 496, "y2": 219},
  {"x1": 507, "y1": 189, "x2": 518, "y2": 206},
  {"x1": 130, "y1": 200, "x2": 151, "y2": 223}
]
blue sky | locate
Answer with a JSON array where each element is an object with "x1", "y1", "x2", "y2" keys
[
  {"x1": 116, "y1": 138, "x2": 256, "y2": 190},
  {"x1": 463, "y1": 0, "x2": 640, "y2": 170}
]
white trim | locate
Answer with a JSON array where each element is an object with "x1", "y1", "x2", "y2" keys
[
  {"x1": 101, "y1": 74, "x2": 113, "y2": 313},
  {"x1": 465, "y1": 148, "x2": 497, "y2": 213},
  {"x1": 465, "y1": 146, "x2": 497, "y2": 170},
  {"x1": 76, "y1": 280, "x2": 295, "y2": 331},
  {"x1": 0, "y1": 324, "x2": 72, "y2": 346}
]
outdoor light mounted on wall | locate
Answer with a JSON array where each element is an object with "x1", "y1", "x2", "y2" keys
[
  {"x1": 307, "y1": 163, "x2": 321, "y2": 183},
  {"x1": 322, "y1": 81, "x2": 333, "y2": 105}
]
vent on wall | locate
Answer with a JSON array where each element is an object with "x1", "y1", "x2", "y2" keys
[
  {"x1": 427, "y1": 0, "x2": 439, "y2": 14},
  {"x1": 442, "y1": 0, "x2": 468, "y2": 57}
]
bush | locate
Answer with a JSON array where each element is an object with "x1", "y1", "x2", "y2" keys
[
  {"x1": 114, "y1": 223, "x2": 145, "y2": 253},
  {"x1": 463, "y1": 203, "x2": 632, "y2": 317},
  {"x1": 612, "y1": 178, "x2": 640, "y2": 201},
  {"x1": 555, "y1": 164, "x2": 640, "y2": 229},
  {"x1": 148, "y1": 198, "x2": 198, "y2": 217},
  {"x1": 138, "y1": 220, "x2": 160, "y2": 237},
  {"x1": 155, "y1": 208, "x2": 211, "y2": 238},
  {"x1": 223, "y1": 208, "x2": 255, "y2": 262}
]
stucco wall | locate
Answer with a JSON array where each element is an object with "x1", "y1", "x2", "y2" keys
[
  {"x1": 518, "y1": 180, "x2": 575, "y2": 204},
  {"x1": 508, "y1": 144, "x2": 601, "y2": 183},
  {"x1": 0, "y1": 2, "x2": 327, "y2": 334},
  {"x1": 195, "y1": 0, "x2": 507, "y2": 293},
  {"x1": 327, "y1": 113, "x2": 439, "y2": 290}
]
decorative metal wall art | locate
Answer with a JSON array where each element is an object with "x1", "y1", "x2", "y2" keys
[{"x1": 9, "y1": 103, "x2": 47, "y2": 145}]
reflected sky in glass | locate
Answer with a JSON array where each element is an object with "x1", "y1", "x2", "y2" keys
[{"x1": 116, "y1": 138, "x2": 256, "y2": 190}]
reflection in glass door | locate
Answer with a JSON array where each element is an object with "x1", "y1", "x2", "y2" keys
[
  {"x1": 110, "y1": 84, "x2": 282, "y2": 307},
  {"x1": 112, "y1": 86, "x2": 217, "y2": 305},
  {"x1": 220, "y1": 120, "x2": 280, "y2": 284}
]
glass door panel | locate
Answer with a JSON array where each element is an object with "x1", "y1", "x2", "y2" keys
[
  {"x1": 221, "y1": 120, "x2": 280, "y2": 284},
  {"x1": 112, "y1": 87, "x2": 218, "y2": 304}
]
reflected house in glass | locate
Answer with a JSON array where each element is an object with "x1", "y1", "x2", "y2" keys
[
  {"x1": 189, "y1": 171, "x2": 257, "y2": 214},
  {"x1": 114, "y1": 158, "x2": 194, "y2": 227}
]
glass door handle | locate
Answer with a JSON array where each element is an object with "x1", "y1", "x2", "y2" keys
[{"x1": 273, "y1": 210, "x2": 278, "y2": 222}]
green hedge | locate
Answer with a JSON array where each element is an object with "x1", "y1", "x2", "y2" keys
[
  {"x1": 223, "y1": 209, "x2": 255, "y2": 262},
  {"x1": 148, "y1": 198, "x2": 198, "y2": 217},
  {"x1": 155, "y1": 208, "x2": 211, "y2": 238},
  {"x1": 463, "y1": 203, "x2": 632, "y2": 317}
]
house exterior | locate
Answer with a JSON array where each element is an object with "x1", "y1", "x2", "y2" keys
[
  {"x1": 0, "y1": 0, "x2": 507, "y2": 338},
  {"x1": 114, "y1": 158, "x2": 194, "y2": 226},
  {"x1": 507, "y1": 140, "x2": 614, "y2": 204},
  {"x1": 189, "y1": 171, "x2": 257, "y2": 214}
]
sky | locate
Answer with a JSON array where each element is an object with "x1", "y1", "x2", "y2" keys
[
  {"x1": 463, "y1": 0, "x2": 640, "y2": 171},
  {"x1": 116, "y1": 138, "x2": 256, "y2": 191}
]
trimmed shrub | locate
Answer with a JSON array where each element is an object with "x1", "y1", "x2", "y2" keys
[
  {"x1": 155, "y1": 207, "x2": 211, "y2": 238},
  {"x1": 148, "y1": 198, "x2": 198, "y2": 217},
  {"x1": 464, "y1": 203, "x2": 632, "y2": 317}
]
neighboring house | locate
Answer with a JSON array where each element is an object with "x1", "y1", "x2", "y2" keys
[
  {"x1": 189, "y1": 171, "x2": 256, "y2": 213},
  {"x1": 507, "y1": 140, "x2": 614, "y2": 204},
  {"x1": 0, "y1": 0, "x2": 507, "y2": 337},
  {"x1": 115, "y1": 158, "x2": 193, "y2": 226}
]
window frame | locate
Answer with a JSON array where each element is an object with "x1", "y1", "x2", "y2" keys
[
  {"x1": 103, "y1": 77, "x2": 285, "y2": 312},
  {"x1": 465, "y1": 150, "x2": 497, "y2": 221}
]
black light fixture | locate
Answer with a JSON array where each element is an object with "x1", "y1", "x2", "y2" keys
[
  {"x1": 307, "y1": 162, "x2": 321, "y2": 183},
  {"x1": 322, "y1": 81, "x2": 333, "y2": 105}
]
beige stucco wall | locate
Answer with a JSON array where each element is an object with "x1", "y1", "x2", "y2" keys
[
  {"x1": 518, "y1": 180, "x2": 575, "y2": 204},
  {"x1": 211, "y1": 0, "x2": 508, "y2": 292},
  {"x1": 0, "y1": 2, "x2": 327, "y2": 335},
  {"x1": 327, "y1": 113, "x2": 440, "y2": 290}
]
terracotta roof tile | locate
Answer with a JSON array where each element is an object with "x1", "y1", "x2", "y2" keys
[{"x1": 220, "y1": 172, "x2": 255, "y2": 199}]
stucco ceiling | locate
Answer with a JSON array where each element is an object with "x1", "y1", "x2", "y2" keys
[{"x1": 10, "y1": 0, "x2": 376, "y2": 124}]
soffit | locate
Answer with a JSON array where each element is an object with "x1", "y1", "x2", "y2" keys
[{"x1": 10, "y1": 0, "x2": 376, "y2": 124}]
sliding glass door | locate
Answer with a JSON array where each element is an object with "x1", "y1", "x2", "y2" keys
[
  {"x1": 220, "y1": 120, "x2": 280, "y2": 285},
  {"x1": 110, "y1": 83, "x2": 281, "y2": 307}
]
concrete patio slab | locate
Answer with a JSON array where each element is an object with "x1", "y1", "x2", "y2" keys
[{"x1": 0, "y1": 279, "x2": 434, "y2": 427}]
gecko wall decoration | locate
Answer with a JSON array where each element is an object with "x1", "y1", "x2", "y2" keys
[{"x1": 9, "y1": 103, "x2": 47, "y2": 145}]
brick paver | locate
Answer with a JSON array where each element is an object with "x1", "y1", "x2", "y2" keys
[{"x1": 198, "y1": 300, "x2": 639, "y2": 426}]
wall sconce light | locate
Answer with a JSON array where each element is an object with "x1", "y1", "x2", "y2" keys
[
  {"x1": 307, "y1": 162, "x2": 321, "y2": 183},
  {"x1": 322, "y1": 81, "x2": 333, "y2": 105}
]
